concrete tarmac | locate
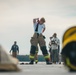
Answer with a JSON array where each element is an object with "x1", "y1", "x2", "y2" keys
[{"x1": 0, "y1": 62, "x2": 76, "y2": 75}]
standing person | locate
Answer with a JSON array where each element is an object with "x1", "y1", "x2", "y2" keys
[
  {"x1": 29, "y1": 17, "x2": 51, "y2": 64},
  {"x1": 10, "y1": 41, "x2": 19, "y2": 58},
  {"x1": 50, "y1": 33, "x2": 60, "y2": 64}
]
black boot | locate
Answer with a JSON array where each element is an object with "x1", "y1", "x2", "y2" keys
[
  {"x1": 46, "y1": 59, "x2": 52, "y2": 65},
  {"x1": 29, "y1": 60, "x2": 34, "y2": 64},
  {"x1": 59, "y1": 62, "x2": 61, "y2": 64},
  {"x1": 35, "y1": 61, "x2": 38, "y2": 64},
  {"x1": 46, "y1": 61, "x2": 52, "y2": 65},
  {"x1": 35, "y1": 60, "x2": 38, "y2": 64}
]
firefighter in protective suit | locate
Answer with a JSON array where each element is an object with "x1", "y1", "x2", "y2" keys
[
  {"x1": 29, "y1": 17, "x2": 51, "y2": 64},
  {"x1": 61, "y1": 26, "x2": 76, "y2": 72}
]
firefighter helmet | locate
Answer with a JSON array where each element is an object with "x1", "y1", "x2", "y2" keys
[{"x1": 61, "y1": 26, "x2": 76, "y2": 71}]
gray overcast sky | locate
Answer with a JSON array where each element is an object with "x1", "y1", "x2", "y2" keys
[{"x1": 0, "y1": 0, "x2": 76, "y2": 55}]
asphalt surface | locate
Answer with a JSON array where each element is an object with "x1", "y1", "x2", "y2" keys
[{"x1": 0, "y1": 62, "x2": 76, "y2": 75}]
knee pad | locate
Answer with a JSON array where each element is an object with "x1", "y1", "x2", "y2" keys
[
  {"x1": 30, "y1": 45, "x2": 36, "y2": 54},
  {"x1": 41, "y1": 46, "x2": 48, "y2": 55}
]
